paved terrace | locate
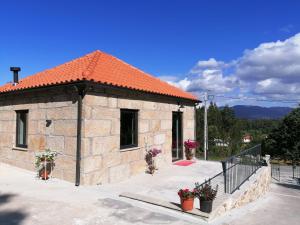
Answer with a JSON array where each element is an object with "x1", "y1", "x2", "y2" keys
[{"x1": 1, "y1": 161, "x2": 300, "y2": 225}]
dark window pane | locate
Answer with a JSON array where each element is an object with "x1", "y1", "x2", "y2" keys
[
  {"x1": 120, "y1": 109, "x2": 138, "y2": 149},
  {"x1": 16, "y1": 110, "x2": 28, "y2": 148},
  {"x1": 172, "y1": 112, "x2": 183, "y2": 161}
]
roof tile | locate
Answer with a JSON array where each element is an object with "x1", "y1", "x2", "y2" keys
[{"x1": 0, "y1": 50, "x2": 198, "y2": 101}]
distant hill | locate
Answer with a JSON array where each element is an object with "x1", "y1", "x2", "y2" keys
[{"x1": 230, "y1": 105, "x2": 293, "y2": 120}]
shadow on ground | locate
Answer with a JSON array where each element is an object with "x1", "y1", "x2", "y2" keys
[
  {"x1": 97, "y1": 198, "x2": 179, "y2": 224},
  {"x1": 0, "y1": 193, "x2": 27, "y2": 225},
  {"x1": 276, "y1": 183, "x2": 300, "y2": 190}
]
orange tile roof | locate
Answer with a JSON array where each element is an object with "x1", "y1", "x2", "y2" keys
[{"x1": 0, "y1": 50, "x2": 198, "y2": 101}]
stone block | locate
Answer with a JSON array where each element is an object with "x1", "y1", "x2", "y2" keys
[
  {"x1": 63, "y1": 137, "x2": 77, "y2": 156},
  {"x1": 92, "y1": 136, "x2": 119, "y2": 155},
  {"x1": 150, "y1": 120, "x2": 160, "y2": 132},
  {"x1": 118, "y1": 98, "x2": 143, "y2": 109},
  {"x1": 139, "y1": 120, "x2": 149, "y2": 133},
  {"x1": 37, "y1": 120, "x2": 46, "y2": 134},
  {"x1": 154, "y1": 134, "x2": 165, "y2": 145},
  {"x1": 120, "y1": 149, "x2": 141, "y2": 163},
  {"x1": 139, "y1": 134, "x2": 154, "y2": 147},
  {"x1": 47, "y1": 107, "x2": 77, "y2": 120},
  {"x1": 38, "y1": 101, "x2": 70, "y2": 109},
  {"x1": 47, "y1": 136, "x2": 64, "y2": 153},
  {"x1": 183, "y1": 129, "x2": 195, "y2": 140},
  {"x1": 140, "y1": 110, "x2": 156, "y2": 120},
  {"x1": 62, "y1": 170, "x2": 76, "y2": 183},
  {"x1": 0, "y1": 111, "x2": 14, "y2": 120},
  {"x1": 184, "y1": 109, "x2": 195, "y2": 120},
  {"x1": 28, "y1": 120, "x2": 39, "y2": 135},
  {"x1": 55, "y1": 156, "x2": 76, "y2": 170},
  {"x1": 109, "y1": 164, "x2": 130, "y2": 183},
  {"x1": 0, "y1": 121, "x2": 14, "y2": 132},
  {"x1": 102, "y1": 151, "x2": 121, "y2": 168},
  {"x1": 110, "y1": 118, "x2": 120, "y2": 135},
  {"x1": 53, "y1": 120, "x2": 77, "y2": 136},
  {"x1": 186, "y1": 120, "x2": 195, "y2": 129},
  {"x1": 28, "y1": 135, "x2": 46, "y2": 150},
  {"x1": 52, "y1": 168, "x2": 63, "y2": 180},
  {"x1": 160, "y1": 120, "x2": 172, "y2": 130},
  {"x1": 129, "y1": 160, "x2": 146, "y2": 175},
  {"x1": 84, "y1": 95, "x2": 108, "y2": 107},
  {"x1": 83, "y1": 169, "x2": 109, "y2": 185},
  {"x1": 143, "y1": 101, "x2": 157, "y2": 110},
  {"x1": 84, "y1": 120, "x2": 111, "y2": 137},
  {"x1": 108, "y1": 97, "x2": 118, "y2": 108},
  {"x1": 91, "y1": 107, "x2": 119, "y2": 120},
  {"x1": 83, "y1": 155, "x2": 103, "y2": 173},
  {"x1": 30, "y1": 109, "x2": 46, "y2": 120},
  {"x1": 157, "y1": 103, "x2": 170, "y2": 111},
  {"x1": 83, "y1": 105, "x2": 92, "y2": 119},
  {"x1": 81, "y1": 137, "x2": 91, "y2": 157}
]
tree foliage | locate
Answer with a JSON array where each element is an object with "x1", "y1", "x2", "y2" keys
[
  {"x1": 263, "y1": 106, "x2": 300, "y2": 161},
  {"x1": 196, "y1": 103, "x2": 282, "y2": 160}
]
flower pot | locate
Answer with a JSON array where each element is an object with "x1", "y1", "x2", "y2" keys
[
  {"x1": 200, "y1": 199, "x2": 213, "y2": 213},
  {"x1": 39, "y1": 169, "x2": 50, "y2": 180},
  {"x1": 186, "y1": 155, "x2": 193, "y2": 160},
  {"x1": 180, "y1": 197, "x2": 194, "y2": 211},
  {"x1": 185, "y1": 147, "x2": 194, "y2": 160}
]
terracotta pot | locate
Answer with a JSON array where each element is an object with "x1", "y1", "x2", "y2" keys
[
  {"x1": 180, "y1": 197, "x2": 194, "y2": 211},
  {"x1": 39, "y1": 169, "x2": 50, "y2": 180},
  {"x1": 200, "y1": 199, "x2": 213, "y2": 213}
]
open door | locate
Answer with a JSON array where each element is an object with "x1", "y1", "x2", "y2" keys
[{"x1": 172, "y1": 112, "x2": 183, "y2": 161}]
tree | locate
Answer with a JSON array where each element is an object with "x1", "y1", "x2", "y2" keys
[{"x1": 263, "y1": 105, "x2": 300, "y2": 161}]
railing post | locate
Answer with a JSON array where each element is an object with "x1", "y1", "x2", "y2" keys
[
  {"x1": 222, "y1": 161, "x2": 227, "y2": 193},
  {"x1": 293, "y1": 164, "x2": 296, "y2": 179}
]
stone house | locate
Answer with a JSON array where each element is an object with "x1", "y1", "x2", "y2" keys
[{"x1": 0, "y1": 50, "x2": 199, "y2": 185}]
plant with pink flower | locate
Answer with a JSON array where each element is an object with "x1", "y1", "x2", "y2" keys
[
  {"x1": 184, "y1": 140, "x2": 199, "y2": 160},
  {"x1": 145, "y1": 148, "x2": 162, "y2": 174}
]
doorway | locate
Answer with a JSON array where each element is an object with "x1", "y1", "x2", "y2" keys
[{"x1": 172, "y1": 112, "x2": 183, "y2": 161}]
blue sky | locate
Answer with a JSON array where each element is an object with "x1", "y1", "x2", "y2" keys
[{"x1": 1, "y1": 0, "x2": 300, "y2": 107}]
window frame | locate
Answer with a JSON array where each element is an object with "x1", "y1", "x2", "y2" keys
[
  {"x1": 15, "y1": 110, "x2": 29, "y2": 149},
  {"x1": 120, "y1": 109, "x2": 138, "y2": 150}
]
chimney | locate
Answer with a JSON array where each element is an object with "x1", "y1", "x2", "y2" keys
[{"x1": 10, "y1": 67, "x2": 21, "y2": 85}]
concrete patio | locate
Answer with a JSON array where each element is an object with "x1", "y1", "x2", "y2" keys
[
  {"x1": 0, "y1": 160, "x2": 222, "y2": 224},
  {"x1": 102, "y1": 159, "x2": 222, "y2": 208},
  {"x1": 1, "y1": 161, "x2": 300, "y2": 225}
]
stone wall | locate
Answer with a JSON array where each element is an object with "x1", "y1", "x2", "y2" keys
[
  {"x1": 81, "y1": 88, "x2": 195, "y2": 185},
  {"x1": 0, "y1": 85, "x2": 196, "y2": 185},
  {"x1": 211, "y1": 157, "x2": 271, "y2": 219},
  {"x1": 0, "y1": 87, "x2": 78, "y2": 183}
]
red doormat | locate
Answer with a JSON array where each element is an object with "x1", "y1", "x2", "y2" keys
[{"x1": 173, "y1": 160, "x2": 195, "y2": 166}]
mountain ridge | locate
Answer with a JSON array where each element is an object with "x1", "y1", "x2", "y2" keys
[{"x1": 229, "y1": 105, "x2": 293, "y2": 120}]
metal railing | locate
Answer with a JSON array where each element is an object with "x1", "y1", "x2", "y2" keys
[
  {"x1": 195, "y1": 171, "x2": 228, "y2": 210},
  {"x1": 293, "y1": 164, "x2": 300, "y2": 180},
  {"x1": 221, "y1": 144, "x2": 262, "y2": 194}
]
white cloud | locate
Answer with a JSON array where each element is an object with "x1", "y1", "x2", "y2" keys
[
  {"x1": 187, "y1": 67, "x2": 238, "y2": 93},
  {"x1": 163, "y1": 33, "x2": 300, "y2": 105},
  {"x1": 235, "y1": 33, "x2": 300, "y2": 84}
]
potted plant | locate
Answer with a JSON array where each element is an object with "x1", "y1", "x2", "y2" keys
[
  {"x1": 178, "y1": 188, "x2": 195, "y2": 211},
  {"x1": 35, "y1": 149, "x2": 57, "y2": 180},
  {"x1": 194, "y1": 182, "x2": 218, "y2": 213},
  {"x1": 184, "y1": 140, "x2": 198, "y2": 160},
  {"x1": 145, "y1": 148, "x2": 162, "y2": 175}
]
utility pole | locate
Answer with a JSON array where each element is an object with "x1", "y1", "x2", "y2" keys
[{"x1": 204, "y1": 92, "x2": 208, "y2": 160}]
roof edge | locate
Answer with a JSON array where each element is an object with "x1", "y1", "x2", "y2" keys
[{"x1": 0, "y1": 80, "x2": 201, "y2": 103}]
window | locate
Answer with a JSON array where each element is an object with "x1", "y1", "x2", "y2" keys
[
  {"x1": 120, "y1": 109, "x2": 138, "y2": 149},
  {"x1": 16, "y1": 110, "x2": 28, "y2": 148}
]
